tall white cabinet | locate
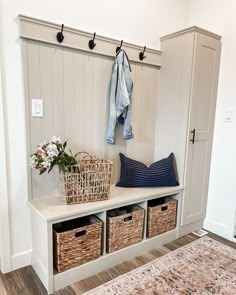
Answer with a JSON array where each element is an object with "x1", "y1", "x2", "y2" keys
[{"x1": 156, "y1": 27, "x2": 221, "y2": 227}]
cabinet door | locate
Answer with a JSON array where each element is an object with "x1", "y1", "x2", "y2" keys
[{"x1": 181, "y1": 33, "x2": 221, "y2": 226}]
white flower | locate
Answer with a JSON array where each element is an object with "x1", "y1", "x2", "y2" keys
[
  {"x1": 51, "y1": 136, "x2": 61, "y2": 144},
  {"x1": 46, "y1": 143, "x2": 59, "y2": 158},
  {"x1": 42, "y1": 157, "x2": 52, "y2": 168},
  {"x1": 30, "y1": 155, "x2": 37, "y2": 168},
  {"x1": 41, "y1": 152, "x2": 47, "y2": 159}
]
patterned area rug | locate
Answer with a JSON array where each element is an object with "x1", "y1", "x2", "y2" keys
[{"x1": 84, "y1": 237, "x2": 236, "y2": 295}]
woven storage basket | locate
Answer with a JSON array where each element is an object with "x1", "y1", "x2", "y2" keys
[
  {"x1": 60, "y1": 152, "x2": 113, "y2": 205},
  {"x1": 147, "y1": 197, "x2": 177, "y2": 238},
  {"x1": 107, "y1": 205, "x2": 144, "y2": 253},
  {"x1": 53, "y1": 215, "x2": 102, "y2": 273}
]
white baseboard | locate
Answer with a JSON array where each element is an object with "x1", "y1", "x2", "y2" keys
[
  {"x1": 32, "y1": 255, "x2": 48, "y2": 291},
  {"x1": 204, "y1": 218, "x2": 233, "y2": 241},
  {"x1": 178, "y1": 220, "x2": 204, "y2": 238},
  {"x1": 11, "y1": 249, "x2": 32, "y2": 271}
]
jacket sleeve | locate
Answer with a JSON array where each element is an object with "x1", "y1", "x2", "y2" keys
[
  {"x1": 107, "y1": 62, "x2": 118, "y2": 144},
  {"x1": 123, "y1": 78, "x2": 134, "y2": 140}
]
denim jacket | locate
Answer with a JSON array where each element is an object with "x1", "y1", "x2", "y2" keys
[{"x1": 107, "y1": 50, "x2": 134, "y2": 144}]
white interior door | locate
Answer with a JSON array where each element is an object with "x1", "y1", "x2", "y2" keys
[{"x1": 181, "y1": 33, "x2": 221, "y2": 226}]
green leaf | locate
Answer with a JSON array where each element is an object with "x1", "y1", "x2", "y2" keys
[
  {"x1": 69, "y1": 149, "x2": 73, "y2": 157},
  {"x1": 63, "y1": 140, "x2": 68, "y2": 150},
  {"x1": 48, "y1": 163, "x2": 55, "y2": 174},
  {"x1": 39, "y1": 168, "x2": 47, "y2": 175}
]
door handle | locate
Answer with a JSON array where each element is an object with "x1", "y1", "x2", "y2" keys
[{"x1": 190, "y1": 129, "x2": 196, "y2": 144}]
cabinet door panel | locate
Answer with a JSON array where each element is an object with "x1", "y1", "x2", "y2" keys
[
  {"x1": 187, "y1": 140, "x2": 208, "y2": 217},
  {"x1": 181, "y1": 33, "x2": 221, "y2": 226}
]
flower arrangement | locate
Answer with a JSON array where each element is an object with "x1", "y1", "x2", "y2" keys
[{"x1": 30, "y1": 136, "x2": 77, "y2": 175}]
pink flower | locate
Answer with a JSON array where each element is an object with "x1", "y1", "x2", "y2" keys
[{"x1": 37, "y1": 150, "x2": 42, "y2": 157}]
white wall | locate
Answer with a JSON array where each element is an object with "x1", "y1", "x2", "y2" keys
[
  {"x1": 1, "y1": 0, "x2": 188, "y2": 270},
  {"x1": 187, "y1": 0, "x2": 236, "y2": 241},
  {"x1": 0, "y1": 0, "x2": 12, "y2": 273}
]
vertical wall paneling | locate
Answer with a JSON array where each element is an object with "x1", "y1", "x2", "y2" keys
[
  {"x1": 52, "y1": 46, "x2": 65, "y2": 195},
  {"x1": 39, "y1": 45, "x2": 55, "y2": 196},
  {"x1": 27, "y1": 42, "x2": 43, "y2": 198},
  {"x1": 93, "y1": 56, "x2": 105, "y2": 158},
  {"x1": 52, "y1": 47, "x2": 64, "y2": 139},
  {"x1": 127, "y1": 64, "x2": 159, "y2": 164},
  {"x1": 74, "y1": 53, "x2": 85, "y2": 153},
  {"x1": 24, "y1": 40, "x2": 160, "y2": 199},
  {"x1": 126, "y1": 63, "x2": 141, "y2": 160},
  {"x1": 63, "y1": 49, "x2": 76, "y2": 154},
  {"x1": 22, "y1": 39, "x2": 33, "y2": 201},
  {"x1": 84, "y1": 53, "x2": 95, "y2": 152}
]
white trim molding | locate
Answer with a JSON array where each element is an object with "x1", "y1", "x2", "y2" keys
[
  {"x1": 204, "y1": 218, "x2": 232, "y2": 241},
  {"x1": 18, "y1": 15, "x2": 162, "y2": 68},
  {"x1": 161, "y1": 26, "x2": 221, "y2": 41},
  {"x1": 11, "y1": 250, "x2": 32, "y2": 271},
  {"x1": 0, "y1": 1, "x2": 12, "y2": 273}
]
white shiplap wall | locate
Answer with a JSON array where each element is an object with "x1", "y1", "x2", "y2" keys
[{"x1": 25, "y1": 40, "x2": 160, "y2": 199}]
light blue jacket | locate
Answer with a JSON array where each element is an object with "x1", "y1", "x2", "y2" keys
[{"x1": 107, "y1": 50, "x2": 134, "y2": 144}]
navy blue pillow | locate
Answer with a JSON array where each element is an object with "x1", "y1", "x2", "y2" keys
[{"x1": 117, "y1": 153, "x2": 179, "y2": 187}]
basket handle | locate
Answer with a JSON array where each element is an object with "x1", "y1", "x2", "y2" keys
[
  {"x1": 124, "y1": 216, "x2": 133, "y2": 222},
  {"x1": 74, "y1": 151, "x2": 90, "y2": 158},
  {"x1": 161, "y1": 206, "x2": 168, "y2": 211},
  {"x1": 74, "y1": 152, "x2": 113, "y2": 166},
  {"x1": 75, "y1": 230, "x2": 87, "y2": 237},
  {"x1": 74, "y1": 151, "x2": 99, "y2": 161}
]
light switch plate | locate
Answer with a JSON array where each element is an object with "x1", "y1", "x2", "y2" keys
[
  {"x1": 32, "y1": 99, "x2": 43, "y2": 117},
  {"x1": 224, "y1": 108, "x2": 234, "y2": 122}
]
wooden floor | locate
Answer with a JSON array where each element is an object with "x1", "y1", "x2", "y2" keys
[{"x1": 0, "y1": 232, "x2": 235, "y2": 295}]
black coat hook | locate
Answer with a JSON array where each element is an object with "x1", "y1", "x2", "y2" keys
[
  {"x1": 116, "y1": 40, "x2": 123, "y2": 53},
  {"x1": 139, "y1": 46, "x2": 147, "y2": 61},
  {"x1": 57, "y1": 24, "x2": 64, "y2": 43},
  {"x1": 89, "y1": 32, "x2": 96, "y2": 50}
]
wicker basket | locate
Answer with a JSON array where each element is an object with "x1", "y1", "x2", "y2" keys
[
  {"x1": 147, "y1": 197, "x2": 177, "y2": 238},
  {"x1": 53, "y1": 215, "x2": 102, "y2": 273},
  {"x1": 60, "y1": 152, "x2": 113, "y2": 205},
  {"x1": 107, "y1": 205, "x2": 144, "y2": 253}
]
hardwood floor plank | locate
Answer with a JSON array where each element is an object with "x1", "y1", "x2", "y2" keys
[
  {"x1": 0, "y1": 274, "x2": 7, "y2": 295},
  {"x1": 71, "y1": 275, "x2": 101, "y2": 295},
  {"x1": 54, "y1": 286, "x2": 76, "y2": 295},
  {"x1": 133, "y1": 254, "x2": 154, "y2": 265},
  {"x1": 0, "y1": 266, "x2": 48, "y2": 295},
  {"x1": 149, "y1": 245, "x2": 171, "y2": 258},
  {"x1": 98, "y1": 268, "x2": 120, "y2": 280},
  {"x1": 71, "y1": 281, "x2": 90, "y2": 295}
]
